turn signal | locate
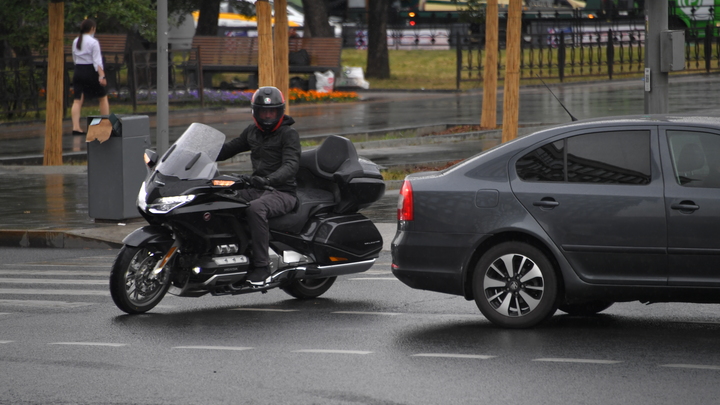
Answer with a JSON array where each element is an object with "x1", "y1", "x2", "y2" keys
[
  {"x1": 329, "y1": 256, "x2": 348, "y2": 262},
  {"x1": 398, "y1": 180, "x2": 414, "y2": 221},
  {"x1": 212, "y1": 180, "x2": 236, "y2": 187}
]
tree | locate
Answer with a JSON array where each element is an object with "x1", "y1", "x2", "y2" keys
[
  {"x1": 301, "y1": 0, "x2": 334, "y2": 37},
  {"x1": 195, "y1": 0, "x2": 222, "y2": 36},
  {"x1": 366, "y1": 0, "x2": 389, "y2": 79}
]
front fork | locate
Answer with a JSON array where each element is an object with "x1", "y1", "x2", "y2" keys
[{"x1": 150, "y1": 242, "x2": 179, "y2": 279}]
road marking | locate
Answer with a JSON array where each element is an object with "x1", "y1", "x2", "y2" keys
[
  {"x1": 0, "y1": 289, "x2": 109, "y2": 296},
  {"x1": 49, "y1": 342, "x2": 127, "y2": 347},
  {"x1": 333, "y1": 311, "x2": 402, "y2": 316},
  {"x1": 293, "y1": 349, "x2": 372, "y2": 355},
  {"x1": 0, "y1": 270, "x2": 108, "y2": 276},
  {"x1": 347, "y1": 277, "x2": 399, "y2": 281},
  {"x1": 0, "y1": 341, "x2": 14, "y2": 344},
  {"x1": 7, "y1": 264, "x2": 109, "y2": 268},
  {"x1": 0, "y1": 299, "x2": 94, "y2": 309},
  {"x1": 0, "y1": 312, "x2": 10, "y2": 316},
  {"x1": 660, "y1": 364, "x2": 720, "y2": 371},
  {"x1": 0, "y1": 278, "x2": 107, "y2": 285},
  {"x1": 533, "y1": 358, "x2": 622, "y2": 364},
  {"x1": 412, "y1": 353, "x2": 496, "y2": 359},
  {"x1": 230, "y1": 308, "x2": 299, "y2": 312},
  {"x1": 173, "y1": 346, "x2": 254, "y2": 351}
]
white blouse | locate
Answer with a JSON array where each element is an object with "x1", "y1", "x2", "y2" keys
[{"x1": 71, "y1": 34, "x2": 104, "y2": 71}]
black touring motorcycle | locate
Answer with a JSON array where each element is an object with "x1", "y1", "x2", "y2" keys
[{"x1": 109, "y1": 123, "x2": 385, "y2": 314}]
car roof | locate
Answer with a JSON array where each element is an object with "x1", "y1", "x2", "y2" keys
[{"x1": 552, "y1": 114, "x2": 720, "y2": 130}]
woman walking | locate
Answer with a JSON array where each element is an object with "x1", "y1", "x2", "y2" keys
[{"x1": 71, "y1": 19, "x2": 109, "y2": 135}]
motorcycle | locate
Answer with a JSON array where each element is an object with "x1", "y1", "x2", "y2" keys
[{"x1": 109, "y1": 123, "x2": 386, "y2": 314}]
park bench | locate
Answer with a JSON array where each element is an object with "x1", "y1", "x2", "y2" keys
[{"x1": 191, "y1": 36, "x2": 342, "y2": 89}]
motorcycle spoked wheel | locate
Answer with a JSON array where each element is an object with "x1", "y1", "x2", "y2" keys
[
  {"x1": 110, "y1": 245, "x2": 172, "y2": 314},
  {"x1": 281, "y1": 277, "x2": 337, "y2": 299}
]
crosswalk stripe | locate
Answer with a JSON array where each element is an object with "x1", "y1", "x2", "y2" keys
[
  {"x1": 0, "y1": 270, "x2": 108, "y2": 276},
  {"x1": 293, "y1": 349, "x2": 372, "y2": 355},
  {"x1": 0, "y1": 299, "x2": 95, "y2": 308},
  {"x1": 0, "y1": 289, "x2": 109, "y2": 296},
  {"x1": 49, "y1": 342, "x2": 126, "y2": 347},
  {"x1": 533, "y1": 358, "x2": 622, "y2": 364},
  {"x1": 412, "y1": 353, "x2": 496, "y2": 359},
  {"x1": 173, "y1": 346, "x2": 254, "y2": 351},
  {"x1": 660, "y1": 364, "x2": 720, "y2": 370},
  {"x1": 0, "y1": 278, "x2": 107, "y2": 285}
]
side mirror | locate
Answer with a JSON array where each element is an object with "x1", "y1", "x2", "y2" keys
[{"x1": 144, "y1": 149, "x2": 158, "y2": 168}]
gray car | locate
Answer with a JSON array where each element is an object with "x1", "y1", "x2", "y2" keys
[{"x1": 391, "y1": 115, "x2": 720, "y2": 328}]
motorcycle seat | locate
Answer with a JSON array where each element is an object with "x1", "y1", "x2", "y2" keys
[{"x1": 269, "y1": 187, "x2": 335, "y2": 234}]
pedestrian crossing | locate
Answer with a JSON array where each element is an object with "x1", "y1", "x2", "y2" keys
[{"x1": 0, "y1": 255, "x2": 395, "y2": 310}]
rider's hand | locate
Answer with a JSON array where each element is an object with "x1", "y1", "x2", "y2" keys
[{"x1": 250, "y1": 176, "x2": 269, "y2": 189}]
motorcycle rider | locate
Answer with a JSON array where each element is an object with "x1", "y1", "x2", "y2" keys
[{"x1": 216, "y1": 86, "x2": 301, "y2": 286}]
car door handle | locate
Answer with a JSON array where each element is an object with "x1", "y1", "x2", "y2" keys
[
  {"x1": 671, "y1": 201, "x2": 699, "y2": 212},
  {"x1": 533, "y1": 199, "x2": 560, "y2": 208}
]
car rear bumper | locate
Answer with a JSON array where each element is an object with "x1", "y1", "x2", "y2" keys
[{"x1": 391, "y1": 229, "x2": 483, "y2": 296}]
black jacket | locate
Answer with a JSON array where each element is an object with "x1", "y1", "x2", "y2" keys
[{"x1": 217, "y1": 115, "x2": 301, "y2": 194}]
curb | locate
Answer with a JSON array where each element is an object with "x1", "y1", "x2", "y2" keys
[{"x1": 0, "y1": 229, "x2": 122, "y2": 249}]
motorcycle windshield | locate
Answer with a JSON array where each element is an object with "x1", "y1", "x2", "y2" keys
[{"x1": 155, "y1": 123, "x2": 226, "y2": 180}]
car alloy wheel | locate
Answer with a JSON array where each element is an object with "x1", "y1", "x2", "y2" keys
[{"x1": 473, "y1": 242, "x2": 559, "y2": 328}]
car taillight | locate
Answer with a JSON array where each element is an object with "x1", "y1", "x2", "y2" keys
[{"x1": 398, "y1": 180, "x2": 414, "y2": 221}]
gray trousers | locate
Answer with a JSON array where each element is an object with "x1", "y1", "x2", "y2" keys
[{"x1": 238, "y1": 188, "x2": 297, "y2": 268}]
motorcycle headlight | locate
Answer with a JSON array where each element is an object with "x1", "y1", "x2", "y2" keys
[
  {"x1": 137, "y1": 182, "x2": 148, "y2": 212},
  {"x1": 148, "y1": 195, "x2": 196, "y2": 214}
]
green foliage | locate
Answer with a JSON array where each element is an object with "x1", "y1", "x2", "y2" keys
[
  {"x1": 452, "y1": 0, "x2": 485, "y2": 25},
  {"x1": 0, "y1": 0, "x2": 208, "y2": 56}
]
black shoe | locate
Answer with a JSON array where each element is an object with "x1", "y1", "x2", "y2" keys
[
  {"x1": 246, "y1": 266, "x2": 271, "y2": 286},
  {"x1": 72, "y1": 130, "x2": 86, "y2": 136}
]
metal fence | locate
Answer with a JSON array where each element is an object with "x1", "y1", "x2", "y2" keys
[
  {"x1": 0, "y1": 49, "x2": 203, "y2": 119},
  {"x1": 457, "y1": 16, "x2": 720, "y2": 89}
]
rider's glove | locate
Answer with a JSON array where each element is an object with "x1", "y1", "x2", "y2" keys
[{"x1": 250, "y1": 176, "x2": 270, "y2": 189}]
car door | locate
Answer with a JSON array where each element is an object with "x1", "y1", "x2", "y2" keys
[
  {"x1": 510, "y1": 126, "x2": 668, "y2": 285},
  {"x1": 661, "y1": 126, "x2": 720, "y2": 286}
]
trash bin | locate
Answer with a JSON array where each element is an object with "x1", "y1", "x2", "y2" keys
[{"x1": 86, "y1": 114, "x2": 150, "y2": 221}]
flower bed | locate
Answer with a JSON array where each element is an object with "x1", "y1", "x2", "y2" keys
[{"x1": 110, "y1": 88, "x2": 358, "y2": 105}]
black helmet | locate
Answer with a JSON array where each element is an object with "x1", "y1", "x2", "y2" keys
[{"x1": 251, "y1": 86, "x2": 285, "y2": 133}]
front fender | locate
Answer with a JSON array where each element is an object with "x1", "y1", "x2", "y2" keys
[{"x1": 122, "y1": 225, "x2": 174, "y2": 247}]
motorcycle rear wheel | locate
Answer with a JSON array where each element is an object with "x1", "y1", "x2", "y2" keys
[
  {"x1": 281, "y1": 277, "x2": 336, "y2": 299},
  {"x1": 110, "y1": 245, "x2": 171, "y2": 314}
]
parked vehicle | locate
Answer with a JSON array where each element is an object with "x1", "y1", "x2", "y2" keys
[
  {"x1": 110, "y1": 124, "x2": 385, "y2": 314},
  {"x1": 392, "y1": 115, "x2": 720, "y2": 328}
]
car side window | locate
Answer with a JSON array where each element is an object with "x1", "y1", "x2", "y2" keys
[
  {"x1": 516, "y1": 131, "x2": 651, "y2": 185},
  {"x1": 515, "y1": 140, "x2": 564, "y2": 181},
  {"x1": 667, "y1": 130, "x2": 720, "y2": 188}
]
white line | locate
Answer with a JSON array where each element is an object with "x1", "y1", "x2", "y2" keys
[
  {"x1": 49, "y1": 342, "x2": 127, "y2": 347},
  {"x1": 333, "y1": 311, "x2": 402, "y2": 316},
  {"x1": 230, "y1": 308, "x2": 299, "y2": 312},
  {"x1": 0, "y1": 313, "x2": 10, "y2": 316},
  {"x1": 0, "y1": 341, "x2": 14, "y2": 344},
  {"x1": 412, "y1": 353, "x2": 496, "y2": 359},
  {"x1": 0, "y1": 289, "x2": 109, "y2": 296},
  {"x1": 173, "y1": 346, "x2": 254, "y2": 351},
  {"x1": 8, "y1": 264, "x2": 108, "y2": 268},
  {"x1": 533, "y1": 358, "x2": 622, "y2": 364},
  {"x1": 661, "y1": 364, "x2": 720, "y2": 371},
  {"x1": 348, "y1": 277, "x2": 399, "y2": 281},
  {"x1": 293, "y1": 349, "x2": 372, "y2": 355},
  {"x1": 0, "y1": 270, "x2": 108, "y2": 276},
  {"x1": 0, "y1": 299, "x2": 94, "y2": 309},
  {"x1": 0, "y1": 278, "x2": 107, "y2": 285}
]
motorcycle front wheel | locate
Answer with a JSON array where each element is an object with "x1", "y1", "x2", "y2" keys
[
  {"x1": 281, "y1": 277, "x2": 336, "y2": 299},
  {"x1": 110, "y1": 244, "x2": 171, "y2": 314}
]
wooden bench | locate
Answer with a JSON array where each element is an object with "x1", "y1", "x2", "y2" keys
[{"x1": 191, "y1": 36, "x2": 342, "y2": 88}]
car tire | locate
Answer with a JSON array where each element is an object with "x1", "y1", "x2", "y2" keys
[
  {"x1": 472, "y1": 242, "x2": 559, "y2": 329},
  {"x1": 559, "y1": 301, "x2": 613, "y2": 316}
]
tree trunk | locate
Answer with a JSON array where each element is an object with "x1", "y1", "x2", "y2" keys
[
  {"x1": 300, "y1": 0, "x2": 334, "y2": 38},
  {"x1": 366, "y1": 0, "x2": 389, "y2": 79},
  {"x1": 195, "y1": 0, "x2": 221, "y2": 36}
]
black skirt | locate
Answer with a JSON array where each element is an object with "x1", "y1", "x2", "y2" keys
[{"x1": 72, "y1": 64, "x2": 107, "y2": 99}]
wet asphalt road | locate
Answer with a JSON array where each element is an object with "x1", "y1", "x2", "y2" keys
[{"x1": 1, "y1": 248, "x2": 720, "y2": 404}]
